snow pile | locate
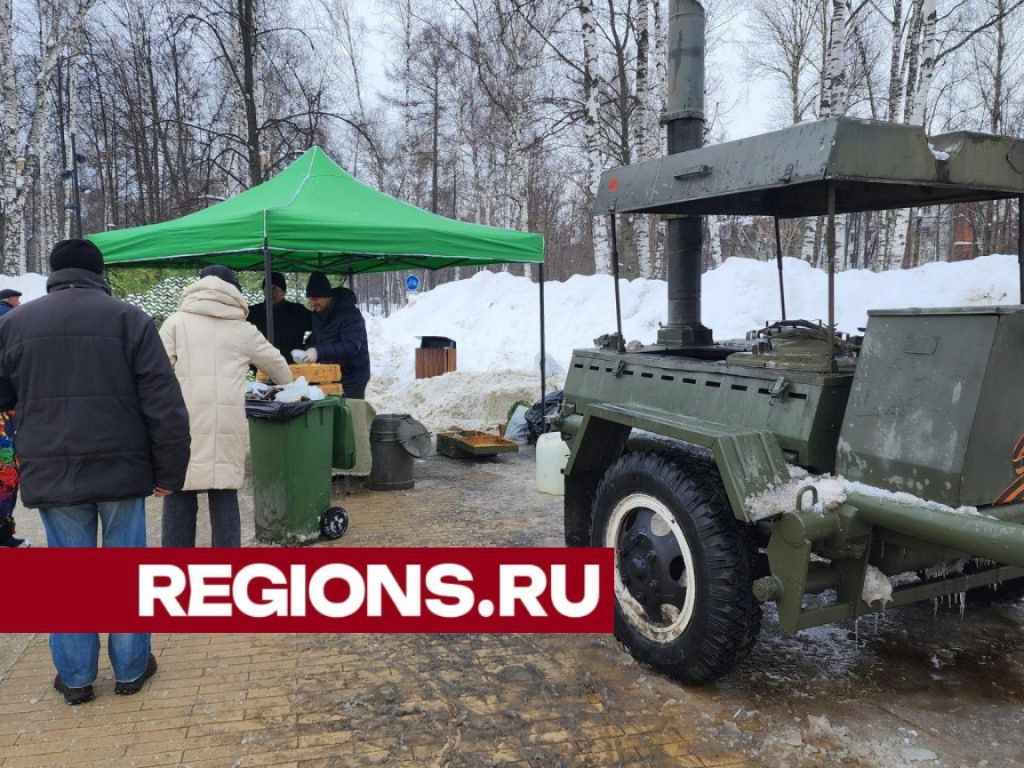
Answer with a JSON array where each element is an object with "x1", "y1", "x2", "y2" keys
[
  {"x1": 366, "y1": 371, "x2": 562, "y2": 433},
  {"x1": 370, "y1": 254, "x2": 1020, "y2": 387},
  {"x1": 366, "y1": 255, "x2": 1019, "y2": 428},
  {"x1": 24, "y1": 251, "x2": 1016, "y2": 430},
  {"x1": 0, "y1": 273, "x2": 47, "y2": 302}
]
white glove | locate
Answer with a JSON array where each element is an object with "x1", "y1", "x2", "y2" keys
[
  {"x1": 290, "y1": 348, "x2": 306, "y2": 363},
  {"x1": 304, "y1": 347, "x2": 318, "y2": 363}
]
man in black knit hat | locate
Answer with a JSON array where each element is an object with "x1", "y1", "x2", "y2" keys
[
  {"x1": 305, "y1": 271, "x2": 371, "y2": 399},
  {"x1": 248, "y1": 271, "x2": 312, "y2": 361},
  {"x1": 0, "y1": 239, "x2": 191, "y2": 705}
]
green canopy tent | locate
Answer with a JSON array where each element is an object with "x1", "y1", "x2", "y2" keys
[{"x1": 88, "y1": 146, "x2": 550, "y2": 404}]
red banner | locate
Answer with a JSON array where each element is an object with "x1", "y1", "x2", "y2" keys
[{"x1": 1, "y1": 548, "x2": 613, "y2": 633}]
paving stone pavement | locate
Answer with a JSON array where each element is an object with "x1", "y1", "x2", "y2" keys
[
  {"x1": 0, "y1": 449, "x2": 751, "y2": 768},
  {"x1": 4, "y1": 448, "x2": 1024, "y2": 768}
]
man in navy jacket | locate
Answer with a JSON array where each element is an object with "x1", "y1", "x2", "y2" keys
[
  {"x1": 0, "y1": 289, "x2": 22, "y2": 317},
  {"x1": 304, "y1": 272, "x2": 371, "y2": 398}
]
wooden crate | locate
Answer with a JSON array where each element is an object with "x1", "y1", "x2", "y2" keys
[
  {"x1": 257, "y1": 363, "x2": 341, "y2": 384},
  {"x1": 415, "y1": 348, "x2": 457, "y2": 379},
  {"x1": 436, "y1": 430, "x2": 518, "y2": 458}
]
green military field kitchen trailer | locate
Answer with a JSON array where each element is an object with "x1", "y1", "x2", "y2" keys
[
  {"x1": 558, "y1": 0, "x2": 1024, "y2": 684},
  {"x1": 87, "y1": 148, "x2": 544, "y2": 543}
]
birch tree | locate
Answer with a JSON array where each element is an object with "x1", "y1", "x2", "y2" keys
[
  {"x1": 632, "y1": 0, "x2": 652, "y2": 275},
  {"x1": 820, "y1": 0, "x2": 850, "y2": 118},
  {"x1": 1, "y1": 0, "x2": 97, "y2": 272},
  {"x1": 580, "y1": 0, "x2": 610, "y2": 273}
]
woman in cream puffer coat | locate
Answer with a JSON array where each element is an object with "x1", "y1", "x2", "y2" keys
[{"x1": 159, "y1": 266, "x2": 292, "y2": 547}]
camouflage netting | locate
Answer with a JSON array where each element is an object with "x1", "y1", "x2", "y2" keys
[{"x1": 122, "y1": 276, "x2": 307, "y2": 327}]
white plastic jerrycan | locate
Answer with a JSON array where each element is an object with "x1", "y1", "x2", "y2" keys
[{"x1": 535, "y1": 431, "x2": 570, "y2": 495}]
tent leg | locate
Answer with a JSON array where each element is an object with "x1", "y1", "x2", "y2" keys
[
  {"x1": 774, "y1": 216, "x2": 787, "y2": 321},
  {"x1": 1018, "y1": 195, "x2": 1023, "y2": 304},
  {"x1": 827, "y1": 184, "x2": 836, "y2": 373},
  {"x1": 262, "y1": 240, "x2": 275, "y2": 347},
  {"x1": 539, "y1": 262, "x2": 547, "y2": 434},
  {"x1": 609, "y1": 214, "x2": 623, "y2": 350}
]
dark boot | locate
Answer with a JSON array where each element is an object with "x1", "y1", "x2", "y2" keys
[
  {"x1": 0, "y1": 517, "x2": 28, "y2": 548},
  {"x1": 54, "y1": 676, "x2": 95, "y2": 705},
  {"x1": 115, "y1": 654, "x2": 158, "y2": 695}
]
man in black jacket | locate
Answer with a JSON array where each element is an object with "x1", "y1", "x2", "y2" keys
[
  {"x1": 248, "y1": 271, "x2": 312, "y2": 361},
  {"x1": 305, "y1": 271, "x2": 371, "y2": 398},
  {"x1": 0, "y1": 239, "x2": 191, "y2": 706}
]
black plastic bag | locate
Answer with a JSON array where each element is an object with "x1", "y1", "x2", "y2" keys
[
  {"x1": 524, "y1": 390, "x2": 563, "y2": 443},
  {"x1": 244, "y1": 399, "x2": 315, "y2": 422}
]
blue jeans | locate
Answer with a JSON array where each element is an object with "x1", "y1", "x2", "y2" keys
[{"x1": 38, "y1": 498, "x2": 151, "y2": 687}]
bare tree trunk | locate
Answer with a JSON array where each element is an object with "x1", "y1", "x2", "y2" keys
[
  {"x1": 909, "y1": 0, "x2": 937, "y2": 125},
  {"x1": 238, "y1": 0, "x2": 262, "y2": 187},
  {"x1": 651, "y1": 0, "x2": 667, "y2": 275},
  {"x1": 821, "y1": 0, "x2": 849, "y2": 118},
  {"x1": 880, "y1": 0, "x2": 905, "y2": 262},
  {"x1": 1, "y1": 0, "x2": 21, "y2": 271},
  {"x1": 886, "y1": 0, "x2": 904, "y2": 120},
  {"x1": 632, "y1": 0, "x2": 651, "y2": 276},
  {"x1": 1, "y1": 0, "x2": 96, "y2": 273},
  {"x1": 900, "y1": 0, "x2": 936, "y2": 267},
  {"x1": 706, "y1": 216, "x2": 722, "y2": 268},
  {"x1": 580, "y1": 0, "x2": 609, "y2": 274},
  {"x1": 901, "y1": 0, "x2": 924, "y2": 123},
  {"x1": 63, "y1": 58, "x2": 79, "y2": 239}
]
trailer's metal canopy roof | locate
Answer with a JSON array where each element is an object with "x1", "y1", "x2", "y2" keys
[{"x1": 594, "y1": 118, "x2": 1024, "y2": 218}]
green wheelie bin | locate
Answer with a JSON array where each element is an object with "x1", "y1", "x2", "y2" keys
[
  {"x1": 331, "y1": 397, "x2": 356, "y2": 470},
  {"x1": 248, "y1": 398, "x2": 347, "y2": 544}
]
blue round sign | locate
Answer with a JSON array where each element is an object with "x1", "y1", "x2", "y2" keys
[{"x1": 405, "y1": 274, "x2": 420, "y2": 292}]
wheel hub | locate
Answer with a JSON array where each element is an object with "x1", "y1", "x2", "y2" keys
[
  {"x1": 617, "y1": 515, "x2": 686, "y2": 618},
  {"x1": 606, "y1": 493, "x2": 699, "y2": 644}
]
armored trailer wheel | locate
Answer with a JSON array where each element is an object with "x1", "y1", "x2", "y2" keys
[
  {"x1": 592, "y1": 452, "x2": 760, "y2": 684},
  {"x1": 320, "y1": 507, "x2": 349, "y2": 540}
]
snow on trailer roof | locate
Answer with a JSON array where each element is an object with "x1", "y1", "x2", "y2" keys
[{"x1": 594, "y1": 117, "x2": 1024, "y2": 219}]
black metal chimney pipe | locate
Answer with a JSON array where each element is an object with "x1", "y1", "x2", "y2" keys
[{"x1": 657, "y1": 0, "x2": 713, "y2": 347}]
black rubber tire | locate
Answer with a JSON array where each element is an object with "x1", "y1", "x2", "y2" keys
[
  {"x1": 320, "y1": 507, "x2": 349, "y2": 540},
  {"x1": 592, "y1": 451, "x2": 761, "y2": 684}
]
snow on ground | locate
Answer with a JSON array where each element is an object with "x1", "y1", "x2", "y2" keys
[
  {"x1": 7, "y1": 255, "x2": 1017, "y2": 431},
  {"x1": 366, "y1": 371, "x2": 563, "y2": 433},
  {"x1": 367, "y1": 254, "x2": 1019, "y2": 430}
]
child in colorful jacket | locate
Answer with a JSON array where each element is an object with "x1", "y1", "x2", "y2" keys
[{"x1": 0, "y1": 411, "x2": 28, "y2": 547}]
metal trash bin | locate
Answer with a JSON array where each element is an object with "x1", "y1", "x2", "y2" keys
[
  {"x1": 247, "y1": 398, "x2": 347, "y2": 544},
  {"x1": 367, "y1": 414, "x2": 432, "y2": 490}
]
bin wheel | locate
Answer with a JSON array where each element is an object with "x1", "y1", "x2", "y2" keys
[{"x1": 321, "y1": 507, "x2": 349, "y2": 540}]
